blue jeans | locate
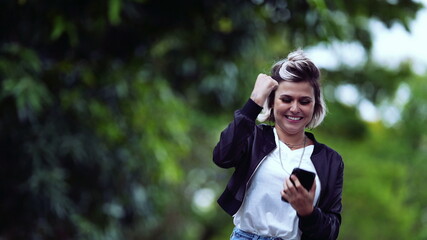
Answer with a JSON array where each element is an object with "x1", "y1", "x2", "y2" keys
[{"x1": 230, "y1": 228, "x2": 284, "y2": 240}]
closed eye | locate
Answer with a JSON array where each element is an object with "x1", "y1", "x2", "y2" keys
[
  {"x1": 280, "y1": 96, "x2": 312, "y2": 105},
  {"x1": 280, "y1": 97, "x2": 292, "y2": 103},
  {"x1": 300, "y1": 99, "x2": 312, "y2": 105}
]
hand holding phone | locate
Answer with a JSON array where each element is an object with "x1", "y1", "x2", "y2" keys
[
  {"x1": 281, "y1": 168, "x2": 316, "y2": 202},
  {"x1": 290, "y1": 168, "x2": 316, "y2": 191}
]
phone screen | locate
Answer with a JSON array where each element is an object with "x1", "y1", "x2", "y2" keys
[{"x1": 291, "y1": 168, "x2": 315, "y2": 191}]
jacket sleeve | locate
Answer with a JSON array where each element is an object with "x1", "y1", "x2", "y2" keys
[
  {"x1": 213, "y1": 99, "x2": 262, "y2": 169},
  {"x1": 299, "y1": 158, "x2": 344, "y2": 240}
]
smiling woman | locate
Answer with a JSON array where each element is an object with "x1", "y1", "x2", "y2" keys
[{"x1": 213, "y1": 49, "x2": 344, "y2": 240}]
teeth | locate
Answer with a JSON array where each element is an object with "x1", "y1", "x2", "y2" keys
[{"x1": 287, "y1": 116, "x2": 302, "y2": 120}]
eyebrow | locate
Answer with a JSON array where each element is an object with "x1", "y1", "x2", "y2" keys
[{"x1": 279, "y1": 94, "x2": 313, "y2": 99}]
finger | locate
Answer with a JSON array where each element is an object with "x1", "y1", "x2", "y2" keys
[
  {"x1": 290, "y1": 174, "x2": 302, "y2": 190},
  {"x1": 271, "y1": 81, "x2": 279, "y2": 92},
  {"x1": 257, "y1": 73, "x2": 271, "y2": 82},
  {"x1": 281, "y1": 189, "x2": 286, "y2": 198},
  {"x1": 285, "y1": 177, "x2": 295, "y2": 190},
  {"x1": 256, "y1": 73, "x2": 267, "y2": 80},
  {"x1": 269, "y1": 76, "x2": 279, "y2": 89},
  {"x1": 281, "y1": 190, "x2": 289, "y2": 202},
  {"x1": 258, "y1": 74, "x2": 278, "y2": 87}
]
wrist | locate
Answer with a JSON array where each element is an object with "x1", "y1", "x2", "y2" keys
[
  {"x1": 250, "y1": 93, "x2": 267, "y2": 107},
  {"x1": 297, "y1": 206, "x2": 314, "y2": 217}
]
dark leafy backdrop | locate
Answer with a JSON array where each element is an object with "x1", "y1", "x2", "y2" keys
[{"x1": 0, "y1": 0, "x2": 426, "y2": 239}]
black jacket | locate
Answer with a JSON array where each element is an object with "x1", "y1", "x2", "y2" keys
[{"x1": 213, "y1": 99, "x2": 344, "y2": 240}]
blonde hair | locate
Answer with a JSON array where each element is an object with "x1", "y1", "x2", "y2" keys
[{"x1": 257, "y1": 49, "x2": 326, "y2": 129}]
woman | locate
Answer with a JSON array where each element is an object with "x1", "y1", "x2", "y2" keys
[{"x1": 213, "y1": 49, "x2": 344, "y2": 240}]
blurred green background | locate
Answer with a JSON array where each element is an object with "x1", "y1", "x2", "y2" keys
[{"x1": 1, "y1": 0, "x2": 427, "y2": 239}]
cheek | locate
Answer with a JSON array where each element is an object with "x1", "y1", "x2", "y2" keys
[
  {"x1": 272, "y1": 100, "x2": 281, "y2": 112},
  {"x1": 304, "y1": 105, "x2": 315, "y2": 117},
  {"x1": 273, "y1": 101, "x2": 288, "y2": 115},
  {"x1": 272, "y1": 105, "x2": 285, "y2": 120}
]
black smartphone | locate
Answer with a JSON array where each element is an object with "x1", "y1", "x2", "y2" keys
[
  {"x1": 281, "y1": 168, "x2": 316, "y2": 202},
  {"x1": 290, "y1": 168, "x2": 316, "y2": 191}
]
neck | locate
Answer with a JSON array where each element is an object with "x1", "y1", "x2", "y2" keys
[{"x1": 275, "y1": 129, "x2": 306, "y2": 147}]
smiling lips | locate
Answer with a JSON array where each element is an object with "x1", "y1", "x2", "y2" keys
[{"x1": 286, "y1": 115, "x2": 303, "y2": 121}]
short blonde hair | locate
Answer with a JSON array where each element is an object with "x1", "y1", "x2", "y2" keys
[{"x1": 257, "y1": 49, "x2": 327, "y2": 129}]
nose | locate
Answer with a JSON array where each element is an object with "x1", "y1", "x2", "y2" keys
[{"x1": 290, "y1": 101, "x2": 299, "y2": 113}]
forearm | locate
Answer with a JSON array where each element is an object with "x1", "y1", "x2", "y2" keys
[{"x1": 213, "y1": 99, "x2": 262, "y2": 168}]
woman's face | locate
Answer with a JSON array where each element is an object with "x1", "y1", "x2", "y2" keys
[{"x1": 273, "y1": 81, "x2": 315, "y2": 136}]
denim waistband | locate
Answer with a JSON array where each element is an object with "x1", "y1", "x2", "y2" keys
[{"x1": 231, "y1": 228, "x2": 285, "y2": 240}]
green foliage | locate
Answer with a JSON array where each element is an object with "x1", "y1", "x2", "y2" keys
[
  {"x1": 0, "y1": 44, "x2": 52, "y2": 120},
  {"x1": 322, "y1": 125, "x2": 417, "y2": 239},
  {"x1": 0, "y1": 0, "x2": 426, "y2": 239},
  {"x1": 320, "y1": 101, "x2": 368, "y2": 139},
  {"x1": 323, "y1": 61, "x2": 414, "y2": 104}
]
